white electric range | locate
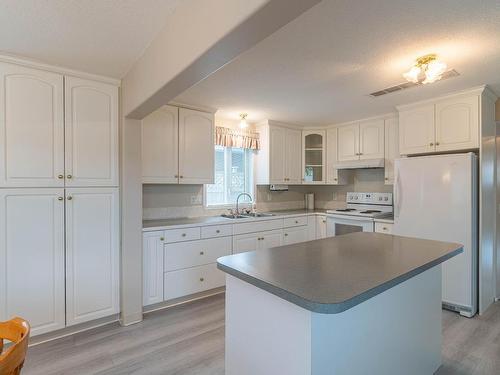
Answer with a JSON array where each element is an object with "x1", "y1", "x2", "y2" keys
[{"x1": 326, "y1": 192, "x2": 393, "y2": 236}]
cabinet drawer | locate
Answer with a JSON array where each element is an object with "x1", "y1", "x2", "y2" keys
[
  {"x1": 164, "y1": 237, "x2": 232, "y2": 271},
  {"x1": 375, "y1": 222, "x2": 393, "y2": 234},
  {"x1": 164, "y1": 227, "x2": 200, "y2": 243},
  {"x1": 233, "y1": 218, "x2": 283, "y2": 235},
  {"x1": 201, "y1": 224, "x2": 232, "y2": 239},
  {"x1": 164, "y1": 263, "x2": 225, "y2": 301},
  {"x1": 284, "y1": 216, "x2": 308, "y2": 228}
]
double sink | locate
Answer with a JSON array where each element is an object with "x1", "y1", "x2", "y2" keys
[{"x1": 221, "y1": 212, "x2": 276, "y2": 220}]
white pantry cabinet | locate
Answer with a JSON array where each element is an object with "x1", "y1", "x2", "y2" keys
[
  {"x1": 398, "y1": 93, "x2": 480, "y2": 155},
  {"x1": 65, "y1": 188, "x2": 120, "y2": 326},
  {"x1": 337, "y1": 120, "x2": 384, "y2": 162},
  {"x1": 142, "y1": 105, "x2": 179, "y2": 184},
  {"x1": 64, "y1": 77, "x2": 119, "y2": 187},
  {"x1": 384, "y1": 117, "x2": 399, "y2": 185},
  {"x1": 141, "y1": 106, "x2": 214, "y2": 185},
  {"x1": 0, "y1": 62, "x2": 64, "y2": 188},
  {"x1": 143, "y1": 232, "x2": 165, "y2": 307},
  {"x1": 0, "y1": 189, "x2": 66, "y2": 336}
]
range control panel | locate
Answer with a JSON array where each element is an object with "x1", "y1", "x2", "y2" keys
[{"x1": 346, "y1": 192, "x2": 393, "y2": 205}]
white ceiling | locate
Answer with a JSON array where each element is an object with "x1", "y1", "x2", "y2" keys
[
  {"x1": 175, "y1": 0, "x2": 500, "y2": 126},
  {"x1": 0, "y1": 0, "x2": 181, "y2": 78}
]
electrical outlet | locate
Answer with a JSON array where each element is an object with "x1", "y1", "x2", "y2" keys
[{"x1": 190, "y1": 195, "x2": 202, "y2": 205}]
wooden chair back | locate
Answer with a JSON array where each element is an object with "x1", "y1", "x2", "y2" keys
[{"x1": 0, "y1": 317, "x2": 30, "y2": 375}]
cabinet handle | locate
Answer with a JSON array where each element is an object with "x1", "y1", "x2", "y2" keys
[
  {"x1": 383, "y1": 227, "x2": 388, "y2": 231},
  {"x1": 284, "y1": 233, "x2": 288, "y2": 236},
  {"x1": 435, "y1": 142, "x2": 440, "y2": 146},
  {"x1": 182, "y1": 233, "x2": 186, "y2": 237},
  {"x1": 58, "y1": 196, "x2": 64, "y2": 201},
  {"x1": 334, "y1": 178, "x2": 338, "y2": 181},
  {"x1": 295, "y1": 220, "x2": 299, "y2": 224},
  {"x1": 174, "y1": 175, "x2": 179, "y2": 178},
  {"x1": 429, "y1": 142, "x2": 434, "y2": 147},
  {"x1": 179, "y1": 176, "x2": 184, "y2": 179},
  {"x1": 160, "y1": 237, "x2": 165, "y2": 241},
  {"x1": 200, "y1": 251, "x2": 204, "y2": 255},
  {"x1": 216, "y1": 230, "x2": 220, "y2": 234},
  {"x1": 67, "y1": 174, "x2": 72, "y2": 179},
  {"x1": 322, "y1": 220, "x2": 326, "y2": 223},
  {"x1": 385, "y1": 177, "x2": 389, "y2": 181},
  {"x1": 58, "y1": 174, "x2": 64, "y2": 179},
  {"x1": 199, "y1": 277, "x2": 204, "y2": 282},
  {"x1": 67, "y1": 196, "x2": 73, "y2": 201}
]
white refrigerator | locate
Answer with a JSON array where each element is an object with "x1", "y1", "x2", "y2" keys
[{"x1": 393, "y1": 153, "x2": 478, "y2": 317}]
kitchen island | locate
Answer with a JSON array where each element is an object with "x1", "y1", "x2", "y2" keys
[{"x1": 217, "y1": 232, "x2": 462, "y2": 375}]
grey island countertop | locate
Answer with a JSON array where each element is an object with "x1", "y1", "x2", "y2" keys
[{"x1": 217, "y1": 232, "x2": 462, "y2": 314}]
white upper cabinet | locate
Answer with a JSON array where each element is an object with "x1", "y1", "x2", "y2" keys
[
  {"x1": 326, "y1": 128, "x2": 348, "y2": 185},
  {"x1": 0, "y1": 62, "x2": 64, "y2": 187},
  {"x1": 435, "y1": 95, "x2": 479, "y2": 152},
  {"x1": 359, "y1": 119, "x2": 384, "y2": 160},
  {"x1": 286, "y1": 129, "x2": 303, "y2": 184},
  {"x1": 269, "y1": 126, "x2": 286, "y2": 183},
  {"x1": 398, "y1": 93, "x2": 480, "y2": 155},
  {"x1": 384, "y1": 117, "x2": 399, "y2": 185},
  {"x1": 337, "y1": 124, "x2": 360, "y2": 161},
  {"x1": 64, "y1": 77, "x2": 119, "y2": 187},
  {"x1": 178, "y1": 108, "x2": 214, "y2": 184},
  {"x1": 0, "y1": 189, "x2": 66, "y2": 336},
  {"x1": 398, "y1": 105, "x2": 435, "y2": 155},
  {"x1": 142, "y1": 105, "x2": 179, "y2": 184},
  {"x1": 302, "y1": 130, "x2": 325, "y2": 184},
  {"x1": 65, "y1": 188, "x2": 120, "y2": 326}
]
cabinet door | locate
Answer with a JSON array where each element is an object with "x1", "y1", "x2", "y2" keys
[
  {"x1": 337, "y1": 124, "x2": 360, "y2": 161},
  {"x1": 178, "y1": 108, "x2": 214, "y2": 184},
  {"x1": 233, "y1": 233, "x2": 260, "y2": 254},
  {"x1": 435, "y1": 95, "x2": 479, "y2": 152},
  {"x1": 143, "y1": 232, "x2": 165, "y2": 307},
  {"x1": 260, "y1": 230, "x2": 283, "y2": 250},
  {"x1": 65, "y1": 188, "x2": 120, "y2": 326},
  {"x1": 326, "y1": 128, "x2": 339, "y2": 184},
  {"x1": 286, "y1": 129, "x2": 303, "y2": 184},
  {"x1": 359, "y1": 119, "x2": 384, "y2": 160},
  {"x1": 398, "y1": 105, "x2": 435, "y2": 155},
  {"x1": 0, "y1": 62, "x2": 64, "y2": 187},
  {"x1": 384, "y1": 118, "x2": 399, "y2": 185},
  {"x1": 283, "y1": 226, "x2": 309, "y2": 245},
  {"x1": 0, "y1": 189, "x2": 65, "y2": 336},
  {"x1": 65, "y1": 77, "x2": 119, "y2": 187},
  {"x1": 269, "y1": 126, "x2": 286, "y2": 184},
  {"x1": 142, "y1": 106, "x2": 179, "y2": 183},
  {"x1": 302, "y1": 130, "x2": 325, "y2": 184},
  {"x1": 316, "y1": 215, "x2": 327, "y2": 239}
]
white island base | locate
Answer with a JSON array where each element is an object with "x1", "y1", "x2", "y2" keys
[{"x1": 225, "y1": 266, "x2": 442, "y2": 375}]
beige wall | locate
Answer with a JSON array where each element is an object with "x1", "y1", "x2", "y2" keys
[{"x1": 143, "y1": 169, "x2": 392, "y2": 220}]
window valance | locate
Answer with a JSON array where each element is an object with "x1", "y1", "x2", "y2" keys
[{"x1": 215, "y1": 126, "x2": 260, "y2": 150}]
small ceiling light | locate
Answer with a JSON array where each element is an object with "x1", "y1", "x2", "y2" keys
[
  {"x1": 239, "y1": 113, "x2": 248, "y2": 129},
  {"x1": 403, "y1": 54, "x2": 447, "y2": 85}
]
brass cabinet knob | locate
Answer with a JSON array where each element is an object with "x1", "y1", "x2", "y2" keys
[
  {"x1": 322, "y1": 220, "x2": 326, "y2": 223},
  {"x1": 58, "y1": 174, "x2": 64, "y2": 179},
  {"x1": 383, "y1": 227, "x2": 388, "y2": 231},
  {"x1": 67, "y1": 174, "x2": 72, "y2": 179},
  {"x1": 160, "y1": 237, "x2": 165, "y2": 241},
  {"x1": 200, "y1": 251, "x2": 204, "y2": 255},
  {"x1": 284, "y1": 233, "x2": 288, "y2": 236},
  {"x1": 174, "y1": 175, "x2": 179, "y2": 178},
  {"x1": 179, "y1": 175, "x2": 184, "y2": 179},
  {"x1": 295, "y1": 220, "x2": 299, "y2": 224},
  {"x1": 58, "y1": 196, "x2": 64, "y2": 201},
  {"x1": 199, "y1": 277, "x2": 204, "y2": 282},
  {"x1": 182, "y1": 233, "x2": 186, "y2": 237},
  {"x1": 385, "y1": 177, "x2": 389, "y2": 181},
  {"x1": 429, "y1": 142, "x2": 434, "y2": 146},
  {"x1": 334, "y1": 178, "x2": 338, "y2": 181},
  {"x1": 216, "y1": 230, "x2": 220, "y2": 234},
  {"x1": 436, "y1": 142, "x2": 440, "y2": 146},
  {"x1": 67, "y1": 196, "x2": 73, "y2": 201}
]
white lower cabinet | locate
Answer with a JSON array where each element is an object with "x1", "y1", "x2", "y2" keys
[
  {"x1": 164, "y1": 264, "x2": 225, "y2": 301},
  {"x1": 65, "y1": 188, "x2": 120, "y2": 326},
  {"x1": 283, "y1": 226, "x2": 309, "y2": 245},
  {"x1": 0, "y1": 189, "x2": 66, "y2": 336},
  {"x1": 374, "y1": 222, "x2": 393, "y2": 234},
  {"x1": 143, "y1": 232, "x2": 165, "y2": 307},
  {"x1": 233, "y1": 229, "x2": 283, "y2": 254},
  {"x1": 165, "y1": 237, "x2": 232, "y2": 271},
  {"x1": 316, "y1": 215, "x2": 327, "y2": 239}
]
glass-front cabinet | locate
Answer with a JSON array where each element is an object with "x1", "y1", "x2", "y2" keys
[{"x1": 302, "y1": 130, "x2": 326, "y2": 184}]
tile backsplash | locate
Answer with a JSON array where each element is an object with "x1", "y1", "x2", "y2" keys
[{"x1": 143, "y1": 168, "x2": 392, "y2": 220}]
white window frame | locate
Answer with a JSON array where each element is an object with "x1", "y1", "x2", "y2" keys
[{"x1": 204, "y1": 146, "x2": 255, "y2": 209}]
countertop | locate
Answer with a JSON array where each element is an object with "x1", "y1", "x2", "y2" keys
[
  {"x1": 217, "y1": 232, "x2": 462, "y2": 314},
  {"x1": 143, "y1": 209, "x2": 328, "y2": 231}
]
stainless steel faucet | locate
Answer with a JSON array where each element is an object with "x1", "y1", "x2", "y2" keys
[{"x1": 235, "y1": 192, "x2": 253, "y2": 215}]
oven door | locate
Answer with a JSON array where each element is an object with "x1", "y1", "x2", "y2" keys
[{"x1": 326, "y1": 215, "x2": 374, "y2": 237}]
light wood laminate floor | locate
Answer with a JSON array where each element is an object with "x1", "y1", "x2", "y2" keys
[{"x1": 23, "y1": 294, "x2": 500, "y2": 374}]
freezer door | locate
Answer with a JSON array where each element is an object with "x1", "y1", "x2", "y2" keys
[{"x1": 393, "y1": 153, "x2": 477, "y2": 315}]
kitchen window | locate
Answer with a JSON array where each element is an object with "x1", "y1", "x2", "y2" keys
[{"x1": 205, "y1": 145, "x2": 254, "y2": 207}]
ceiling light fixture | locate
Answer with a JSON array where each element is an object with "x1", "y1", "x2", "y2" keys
[
  {"x1": 239, "y1": 113, "x2": 248, "y2": 129},
  {"x1": 403, "y1": 54, "x2": 447, "y2": 84}
]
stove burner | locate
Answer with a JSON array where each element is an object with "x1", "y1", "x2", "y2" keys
[
  {"x1": 360, "y1": 210, "x2": 382, "y2": 214},
  {"x1": 336, "y1": 208, "x2": 356, "y2": 212}
]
